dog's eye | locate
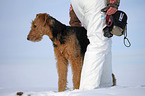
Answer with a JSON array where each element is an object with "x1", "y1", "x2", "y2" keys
[{"x1": 33, "y1": 25, "x2": 37, "y2": 28}]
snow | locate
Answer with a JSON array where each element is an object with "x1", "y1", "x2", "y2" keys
[
  {"x1": 7, "y1": 86, "x2": 145, "y2": 96},
  {"x1": 0, "y1": 57, "x2": 145, "y2": 96}
]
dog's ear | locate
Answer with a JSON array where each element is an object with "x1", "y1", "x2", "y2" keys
[
  {"x1": 36, "y1": 14, "x2": 39, "y2": 17},
  {"x1": 36, "y1": 13, "x2": 54, "y2": 27},
  {"x1": 42, "y1": 13, "x2": 49, "y2": 26},
  {"x1": 36, "y1": 13, "x2": 49, "y2": 18},
  {"x1": 36, "y1": 13, "x2": 49, "y2": 26}
]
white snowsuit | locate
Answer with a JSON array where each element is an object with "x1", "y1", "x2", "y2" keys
[{"x1": 71, "y1": 0, "x2": 113, "y2": 90}]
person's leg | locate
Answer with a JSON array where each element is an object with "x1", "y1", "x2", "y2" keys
[{"x1": 71, "y1": 0, "x2": 112, "y2": 90}]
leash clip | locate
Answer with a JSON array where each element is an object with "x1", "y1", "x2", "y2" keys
[{"x1": 124, "y1": 37, "x2": 131, "y2": 47}]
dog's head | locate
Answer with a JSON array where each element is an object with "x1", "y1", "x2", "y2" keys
[{"x1": 27, "y1": 13, "x2": 54, "y2": 42}]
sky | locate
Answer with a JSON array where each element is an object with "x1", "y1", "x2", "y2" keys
[{"x1": 0, "y1": 0, "x2": 145, "y2": 94}]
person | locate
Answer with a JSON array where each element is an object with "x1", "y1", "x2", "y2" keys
[{"x1": 70, "y1": 0, "x2": 120, "y2": 90}]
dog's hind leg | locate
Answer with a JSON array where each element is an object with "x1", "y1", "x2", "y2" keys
[
  {"x1": 70, "y1": 56, "x2": 82, "y2": 90},
  {"x1": 54, "y1": 47, "x2": 69, "y2": 92}
]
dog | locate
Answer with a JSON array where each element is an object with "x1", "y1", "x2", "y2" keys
[{"x1": 27, "y1": 13, "x2": 116, "y2": 92}]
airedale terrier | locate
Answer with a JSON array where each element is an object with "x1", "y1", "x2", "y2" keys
[{"x1": 27, "y1": 13, "x2": 116, "y2": 92}]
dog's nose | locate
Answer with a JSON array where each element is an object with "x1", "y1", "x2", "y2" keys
[{"x1": 27, "y1": 37, "x2": 29, "y2": 40}]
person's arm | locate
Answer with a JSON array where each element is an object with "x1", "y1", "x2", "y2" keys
[{"x1": 69, "y1": 5, "x2": 81, "y2": 26}]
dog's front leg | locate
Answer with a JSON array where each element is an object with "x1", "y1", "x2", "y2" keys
[{"x1": 54, "y1": 47, "x2": 68, "y2": 92}]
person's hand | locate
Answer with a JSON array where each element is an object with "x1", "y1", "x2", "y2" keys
[{"x1": 106, "y1": 7, "x2": 117, "y2": 15}]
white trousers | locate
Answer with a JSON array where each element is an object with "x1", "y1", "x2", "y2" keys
[{"x1": 71, "y1": 0, "x2": 113, "y2": 90}]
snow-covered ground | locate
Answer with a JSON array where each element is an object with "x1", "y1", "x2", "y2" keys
[
  {"x1": 1, "y1": 50, "x2": 145, "y2": 96},
  {"x1": 6, "y1": 86, "x2": 145, "y2": 96},
  {"x1": 0, "y1": 62, "x2": 145, "y2": 96}
]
